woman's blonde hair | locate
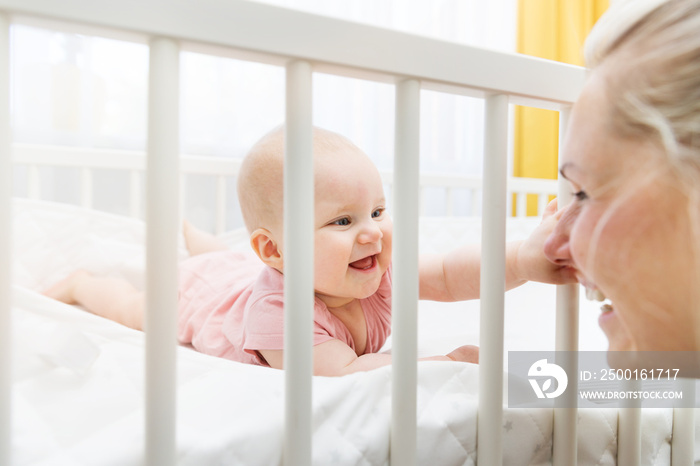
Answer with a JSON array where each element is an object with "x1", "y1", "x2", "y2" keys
[{"x1": 584, "y1": 0, "x2": 700, "y2": 175}]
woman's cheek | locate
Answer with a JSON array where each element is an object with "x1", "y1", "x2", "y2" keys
[
  {"x1": 571, "y1": 205, "x2": 609, "y2": 274},
  {"x1": 566, "y1": 210, "x2": 588, "y2": 272}
]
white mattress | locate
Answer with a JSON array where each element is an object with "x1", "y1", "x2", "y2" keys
[{"x1": 9, "y1": 198, "x2": 694, "y2": 465}]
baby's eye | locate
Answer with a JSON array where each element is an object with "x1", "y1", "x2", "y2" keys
[
  {"x1": 333, "y1": 217, "x2": 350, "y2": 226},
  {"x1": 372, "y1": 208, "x2": 384, "y2": 219},
  {"x1": 573, "y1": 190, "x2": 588, "y2": 202}
]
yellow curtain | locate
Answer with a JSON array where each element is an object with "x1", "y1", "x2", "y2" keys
[{"x1": 513, "y1": 0, "x2": 608, "y2": 215}]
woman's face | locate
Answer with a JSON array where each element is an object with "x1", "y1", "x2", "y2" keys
[{"x1": 544, "y1": 71, "x2": 698, "y2": 351}]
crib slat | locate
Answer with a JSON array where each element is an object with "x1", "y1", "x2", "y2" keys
[
  {"x1": 477, "y1": 94, "x2": 509, "y2": 466},
  {"x1": 672, "y1": 379, "x2": 696, "y2": 466},
  {"x1": 553, "y1": 107, "x2": 579, "y2": 466},
  {"x1": 0, "y1": 12, "x2": 11, "y2": 466},
  {"x1": 283, "y1": 59, "x2": 314, "y2": 466},
  {"x1": 618, "y1": 408, "x2": 642, "y2": 466},
  {"x1": 145, "y1": 36, "x2": 180, "y2": 466},
  {"x1": 618, "y1": 379, "x2": 642, "y2": 465},
  {"x1": 391, "y1": 78, "x2": 421, "y2": 466}
]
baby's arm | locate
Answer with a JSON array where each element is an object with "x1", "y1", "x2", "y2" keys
[
  {"x1": 258, "y1": 341, "x2": 478, "y2": 377},
  {"x1": 418, "y1": 243, "x2": 525, "y2": 301},
  {"x1": 419, "y1": 200, "x2": 576, "y2": 302}
]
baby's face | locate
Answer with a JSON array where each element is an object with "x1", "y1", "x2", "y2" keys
[{"x1": 311, "y1": 147, "x2": 392, "y2": 309}]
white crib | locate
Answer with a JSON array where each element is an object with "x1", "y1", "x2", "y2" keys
[{"x1": 0, "y1": 1, "x2": 697, "y2": 465}]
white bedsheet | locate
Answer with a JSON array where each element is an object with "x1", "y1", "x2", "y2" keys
[{"x1": 9, "y1": 198, "x2": 691, "y2": 465}]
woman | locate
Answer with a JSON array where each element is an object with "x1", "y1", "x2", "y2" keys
[{"x1": 544, "y1": 0, "x2": 700, "y2": 354}]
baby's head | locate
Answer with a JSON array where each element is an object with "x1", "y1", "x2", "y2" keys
[
  {"x1": 238, "y1": 126, "x2": 372, "y2": 234},
  {"x1": 237, "y1": 126, "x2": 286, "y2": 237},
  {"x1": 238, "y1": 126, "x2": 393, "y2": 305}
]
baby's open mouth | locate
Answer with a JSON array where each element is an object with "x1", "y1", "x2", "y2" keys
[{"x1": 349, "y1": 255, "x2": 376, "y2": 270}]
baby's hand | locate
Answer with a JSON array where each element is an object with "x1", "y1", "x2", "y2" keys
[
  {"x1": 512, "y1": 199, "x2": 577, "y2": 285},
  {"x1": 446, "y1": 345, "x2": 479, "y2": 364}
]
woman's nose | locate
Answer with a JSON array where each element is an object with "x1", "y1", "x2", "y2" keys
[{"x1": 544, "y1": 207, "x2": 573, "y2": 266}]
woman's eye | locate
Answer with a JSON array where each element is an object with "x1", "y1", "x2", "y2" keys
[
  {"x1": 333, "y1": 218, "x2": 350, "y2": 226},
  {"x1": 573, "y1": 190, "x2": 588, "y2": 202}
]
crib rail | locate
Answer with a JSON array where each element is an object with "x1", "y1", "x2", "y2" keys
[
  {"x1": 12, "y1": 143, "x2": 558, "y2": 229},
  {"x1": 1, "y1": 0, "x2": 691, "y2": 465},
  {"x1": 0, "y1": 0, "x2": 582, "y2": 109}
]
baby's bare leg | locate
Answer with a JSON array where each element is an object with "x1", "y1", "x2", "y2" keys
[
  {"x1": 44, "y1": 271, "x2": 144, "y2": 330},
  {"x1": 183, "y1": 220, "x2": 229, "y2": 256}
]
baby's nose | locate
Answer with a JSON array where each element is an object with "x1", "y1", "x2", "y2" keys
[{"x1": 358, "y1": 222, "x2": 383, "y2": 244}]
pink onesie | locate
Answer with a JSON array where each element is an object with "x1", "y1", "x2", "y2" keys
[{"x1": 176, "y1": 250, "x2": 392, "y2": 366}]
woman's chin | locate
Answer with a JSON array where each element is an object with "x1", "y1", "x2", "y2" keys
[
  {"x1": 606, "y1": 339, "x2": 635, "y2": 352},
  {"x1": 603, "y1": 328, "x2": 636, "y2": 352},
  {"x1": 597, "y1": 302, "x2": 633, "y2": 351}
]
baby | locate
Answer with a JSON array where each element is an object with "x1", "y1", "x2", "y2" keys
[{"x1": 46, "y1": 126, "x2": 573, "y2": 376}]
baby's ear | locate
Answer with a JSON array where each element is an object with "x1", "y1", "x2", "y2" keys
[{"x1": 250, "y1": 228, "x2": 283, "y2": 271}]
